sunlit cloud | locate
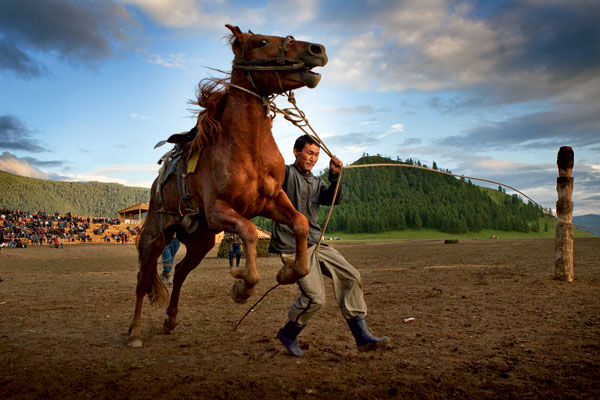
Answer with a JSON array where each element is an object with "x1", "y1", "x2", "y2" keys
[
  {"x1": 0, "y1": 151, "x2": 49, "y2": 179},
  {"x1": 120, "y1": 0, "x2": 221, "y2": 29}
]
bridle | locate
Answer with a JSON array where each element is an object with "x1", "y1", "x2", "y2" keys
[
  {"x1": 231, "y1": 33, "x2": 305, "y2": 95},
  {"x1": 227, "y1": 32, "x2": 334, "y2": 157},
  {"x1": 232, "y1": 34, "x2": 304, "y2": 72}
]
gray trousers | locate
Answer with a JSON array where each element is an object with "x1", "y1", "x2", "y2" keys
[{"x1": 287, "y1": 244, "x2": 367, "y2": 325}]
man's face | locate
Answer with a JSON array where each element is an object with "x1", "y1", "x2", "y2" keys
[{"x1": 293, "y1": 142, "x2": 320, "y2": 173}]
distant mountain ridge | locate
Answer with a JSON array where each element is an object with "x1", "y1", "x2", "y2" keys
[
  {"x1": 573, "y1": 214, "x2": 600, "y2": 236},
  {"x1": 0, "y1": 170, "x2": 150, "y2": 217}
]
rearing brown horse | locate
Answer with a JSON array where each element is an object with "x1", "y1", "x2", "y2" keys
[{"x1": 127, "y1": 25, "x2": 328, "y2": 347}]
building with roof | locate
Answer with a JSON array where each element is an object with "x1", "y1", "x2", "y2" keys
[{"x1": 117, "y1": 203, "x2": 149, "y2": 225}]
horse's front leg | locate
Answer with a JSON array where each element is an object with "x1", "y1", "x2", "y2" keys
[
  {"x1": 262, "y1": 189, "x2": 309, "y2": 284},
  {"x1": 205, "y1": 200, "x2": 259, "y2": 303}
]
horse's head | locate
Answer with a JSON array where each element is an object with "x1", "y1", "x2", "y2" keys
[{"x1": 226, "y1": 24, "x2": 328, "y2": 94}]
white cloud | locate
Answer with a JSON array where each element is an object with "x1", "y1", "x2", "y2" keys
[
  {"x1": 0, "y1": 152, "x2": 49, "y2": 179},
  {"x1": 319, "y1": 105, "x2": 384, "y2": 114},
  {"x1": 93, "y1": 164, "x2": 157, "y2": 175},
  {"x1": 344, "y1": 145, "x2": 369, "y2": 153},
  {"x1": 55, "y1": 164, "x2": 157, "y2": 187},
  {"x1": 129, "y1": 113, "x2": 152, "y2": 120},
  {"x1": 59, "y1": 173, "x2": 130, "y2": 185},
  {"x1": 0, "y1": 155, "x2": 156, "y2": 187},
  {"x1": 266, "y1": 0, "x2": 318, "y2": 27},
  {"x1": 315, "y1": 130, "x2": 337, "y2": 139},
  {"x1": 119, "y1": 0, "x2": 272, "y2": 32},
  {"x1": 120, "y1": 0, "x2": 221, "y2": 29},
  {"x1": 144, "y1": 52, "x2": 187, "y2": 68},
  {"x1": 389, "y1": 123, "x2": 404, "y2": 133},
  {"x1": 470, "y1": 158, "x2": 528, "y2": 172},
  {"x1": 360, "y1": 120, "x2": 379, "y2": 126},
  {"x1": 322, "y1": 0, "x2": 600, "y2": 115},
  {"x1": 126, "y1": 179, "x2": 154, "y2": 188},
  {"x1": 325, "y1": 2, "x2": 501, "y2": 92}
]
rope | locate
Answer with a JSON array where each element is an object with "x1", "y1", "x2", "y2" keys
[
  {"x1": 266, "y1": 90, "x2": 597, "y2": 233},
  {"x1": 233, "y1": 283, "x2": 280, "y2": 331},
  {"x1": 228, "y1": 76, "x2": 597, "y2": 231},
  {"x1": 339, "y1": 163, "x2": 599, "y2": 232},
  {"x1": 232, "y1": 84, "x2": 598, "y2": 331}
]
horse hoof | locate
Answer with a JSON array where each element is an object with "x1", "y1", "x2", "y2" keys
[
  {"x1": 163, "y1": 318, "x2": 178, "y2": 334},
  {"x1": 230, "y1": 280, "x2": 250, "y2": 304},
  {"x1": 276, "y1": 267, "x2": 298, "y2": 285},
  {"x1": 230, "y1": 266, "x2": 243, "y2": 279},
  {"x1": 126, "y1": 336, "x2": 143, "y2": 348}
]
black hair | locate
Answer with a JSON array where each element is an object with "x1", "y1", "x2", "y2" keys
[{"x1": 293, "y1": 134, "x2": 318, "y2": 152}]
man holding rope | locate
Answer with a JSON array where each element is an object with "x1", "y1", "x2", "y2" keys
[{"x1": 270, "y1": 134, "x2": 390, "y2": 356}]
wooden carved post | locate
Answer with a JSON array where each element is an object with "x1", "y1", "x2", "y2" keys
[{"x1": 554, "y1": 146, "x2": 574, "y2": 282}]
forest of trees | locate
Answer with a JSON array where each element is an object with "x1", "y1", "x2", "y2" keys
[
  {"x1": 1, "y1": 154, "x2": 546, "y2": 233},
  {"x1": 253, "y1": 155, "x2": 545, "y2": 234},
  {"x1": 0, "y1": 170, "x2": 150, "y2": 217}
]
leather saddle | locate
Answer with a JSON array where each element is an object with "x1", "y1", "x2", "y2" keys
[
  {"x1": 154, "y1": 126, "x2": 198, "y2": 149},
  {"x1": 155, "y1": 126, "x2": 203, "y2": 233}
]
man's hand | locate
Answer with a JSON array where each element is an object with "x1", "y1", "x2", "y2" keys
[{"x1": 329, "y1": 156, "x2": 342, "y2": 175}]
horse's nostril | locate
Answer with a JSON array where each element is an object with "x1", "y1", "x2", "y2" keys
[{"x1": 309, "y1": 44, "x2": 323, "y2": 56}]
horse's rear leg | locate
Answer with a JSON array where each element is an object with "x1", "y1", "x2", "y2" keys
[
  {"x1": 163, "y1": 230, "x2": 215, "y2": 334},
  {"x1": 262, "y1": 190, "x2": 309, "y2": 284},
  {"x1": 206, "y1": 200, "x2": 259, "y2": 303},
  {"x1": 127, "y1": 227, "x2": 169, "y2": 348}
]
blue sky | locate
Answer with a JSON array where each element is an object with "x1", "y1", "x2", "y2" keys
[{"x1": 1, "y1": 0, "x2": 598, "y2": 215}]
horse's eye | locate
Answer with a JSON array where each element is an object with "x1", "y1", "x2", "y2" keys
[{"x1": 258, "y1": 39, "x2": 268, "y2": 47}]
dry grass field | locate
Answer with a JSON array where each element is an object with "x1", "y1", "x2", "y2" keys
[{"x1": 1, "y1": 238, "x2": 598, "y2": 399}]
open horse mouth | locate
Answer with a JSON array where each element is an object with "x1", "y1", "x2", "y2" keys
[
  {"x1": 300, "y1": 66, "x2": 323, "y2": 88},
  {"x1": 299, "y1": 44, "x2": 327, "y2": 88}
]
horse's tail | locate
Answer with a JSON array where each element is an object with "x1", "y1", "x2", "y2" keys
[
  {"x1": 147, "y1": 271, "x2": 169, "y2": 307},
  {"x1": 136, "y1": 216, "x2": 169, "y2": 307}
]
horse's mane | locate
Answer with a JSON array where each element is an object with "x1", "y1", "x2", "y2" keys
[{"x1": 184, "y1": 75, "x2": 230, "y2": 161}]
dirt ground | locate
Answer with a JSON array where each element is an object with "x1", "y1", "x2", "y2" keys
[{"x1": 0, "y1": 238, "x2": 598, "y2": 399}]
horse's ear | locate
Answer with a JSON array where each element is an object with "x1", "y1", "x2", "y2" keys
[
  {"x1": 225, "y1": 24, "x2": 243, "y2": 41},
  {"x1": 225, "y1": 24, "x2": 245, "y2": 55}
]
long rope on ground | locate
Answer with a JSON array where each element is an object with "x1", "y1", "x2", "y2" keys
[{"x1": 233, "y1": 88, "x2": 598, "y2": 331}]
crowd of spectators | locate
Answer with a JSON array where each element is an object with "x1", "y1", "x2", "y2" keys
[
  {"x1": 0, "y1": 209, "x2": 137, "y2": 249},
  {"x1": 102, "y1": 229, "x2": 137, "y2": 243}
]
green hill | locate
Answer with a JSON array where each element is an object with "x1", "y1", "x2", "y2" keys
[
  {"x1": 0, "y1": 170, "x2": 150, "y2": 217},
  {"x1": 1, "y1": 155, "x2": 565, "y2": 235},
  {"x1": 254, "y1": 155, "x2": 549, "y2": 235}
]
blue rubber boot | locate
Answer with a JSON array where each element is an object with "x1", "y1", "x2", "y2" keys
[
  {"x1": 277, "y1": 321, "x2": 306, "y2": 356},
  {"x1": 346, "y1": 316, "x2": 390, "y2": 352}
]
